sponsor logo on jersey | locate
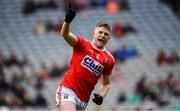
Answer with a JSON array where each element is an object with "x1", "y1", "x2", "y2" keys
[{"x1": 81, "y1": 55, "x2": 104, "y2": 75}]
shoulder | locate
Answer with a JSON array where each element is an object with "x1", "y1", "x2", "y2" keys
[
  {"x1": 76, "y1": 36, "x2": 90, "y2": 44},
  {"x1": 104, "y1": 49, "x2": 115, "y2": 63},
  {"x1": 73, "y1": 36, "x2": 90, "y2": 49}
]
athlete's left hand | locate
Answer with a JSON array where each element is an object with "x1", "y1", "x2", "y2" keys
[
  {"x1": 92, "y1": 93, "x2": 103, "y2": 105},
  {"x1": 64, "y1": 2, "x2": 76, "y2": 23}
]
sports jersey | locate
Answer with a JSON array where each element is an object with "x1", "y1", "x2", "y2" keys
[{"x1": 60, "y1": 36, "x2": 115, "y2": 103}]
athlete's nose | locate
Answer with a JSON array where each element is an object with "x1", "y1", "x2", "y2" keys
[{"x1": 100, "y1": 33, "x2": 106, "y2": 39}]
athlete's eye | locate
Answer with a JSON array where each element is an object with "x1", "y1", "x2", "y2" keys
[
  {"x1": 98, "y1": 31, "x2": 109, "y2": 37},
  {"x1": 98, "y1": 31, "x2": 103, "y2": 34},
  {"x1": 104, "y1": 32, "x2": 109, "y2": 36}
]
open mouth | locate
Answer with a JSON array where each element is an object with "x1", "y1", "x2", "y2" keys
[{"x1": 98, "y1": 38, "x2": 105, "y2": 43}]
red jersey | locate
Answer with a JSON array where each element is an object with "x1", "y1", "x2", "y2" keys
[{"x1": 60, "y1": 36, "x2": 115, "y2": 103}]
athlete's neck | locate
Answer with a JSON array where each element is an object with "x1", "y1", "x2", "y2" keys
[{"x1": 91, "y1": 41, "x2": 105, "y2": 51}]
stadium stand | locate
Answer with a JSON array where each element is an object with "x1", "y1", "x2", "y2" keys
[{"x1": 0, "y1": 0, "x2": 180, "y2": 110}]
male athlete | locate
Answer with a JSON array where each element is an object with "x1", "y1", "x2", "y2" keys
[{"x1": 56, "y1": 3, "x2": 115, "y2": 110}]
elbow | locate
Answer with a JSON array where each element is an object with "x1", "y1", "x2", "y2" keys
[
  {"x1": 60, "y1": 30, "x2": 68, "y2": 38},
  {"x1": 60, "y1": 29, "x2": 63, "y2": 36},
  {"x1": 60, "y1": 30, "x2": 65, "y2": 37}
]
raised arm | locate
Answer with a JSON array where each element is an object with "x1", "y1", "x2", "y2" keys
[{"x1": 60, "y1": 3, "x2": 78, "y2": 47}]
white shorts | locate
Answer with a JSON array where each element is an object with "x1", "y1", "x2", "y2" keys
[{"x1": 56, "y1": 85, "x2": 87, "y2": 110}]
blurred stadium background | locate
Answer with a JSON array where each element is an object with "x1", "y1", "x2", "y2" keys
[{"x1": 0, "y1": 0, "x2": 180, "y2": 110}]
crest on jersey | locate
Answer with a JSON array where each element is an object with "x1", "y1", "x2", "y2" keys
[
  {"x1": 81, "y1": 55, "x2": 104, "y2": 75},
  {"x1": 104, "y1": 58, "x2": 108, "y2": 64}
]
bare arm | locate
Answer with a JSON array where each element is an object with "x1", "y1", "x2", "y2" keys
[
  {"x1": 60, "y1": 21, "x2": 78, "y2": 47},
  {"x1": 92, "y1": 73, "x2": 111, "y2": 105},
  {"x1": 98, "y1": 74, "x2": 111, "y2": 97}
]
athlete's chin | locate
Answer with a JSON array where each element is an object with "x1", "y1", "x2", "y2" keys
[{"x1": 97, "y1": 43, "x2": 105, "y2": 49}]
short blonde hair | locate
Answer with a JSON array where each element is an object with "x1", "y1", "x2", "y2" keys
[{"x1": 95, "y1": 22, "x2": 112, "y2": 34}]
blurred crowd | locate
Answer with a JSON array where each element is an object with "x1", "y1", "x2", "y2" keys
[
  {"x1": 159, "y1": 0, "x2": 180, "y2": 18},
  {"x1": 23, "y1": 0, "x2": 130, "y2": 15},
  {"x1": 156, "y1": 49, "x2": 179, "y2": 66},
  {"x1": 32, "y1": 18, "x2": 63, "y2": 36},
  {"x1": 117, "y1": 72, "x2": 180, "y2": 109},
  {"x1": 0, "y1": 49, "x2": 68, "y2": 109},
  {"x1": 113, "y1": 20, "x2": 138, "y2": 38},
  {"x1": 29, "y1": 0, "x2": 135, "y2": 37},
  {"x1": 112, "y1": 44, "x2": 140, "y2": 63},
  {"x1": 32, "y1": 17, "x2": 138, "y2": 39},
  {"x1": 22, "y1": 0, "x2": 58, "y2": 15},
  {"x1": 1, "y1": 0, "x2": 180, "y2": 110}
]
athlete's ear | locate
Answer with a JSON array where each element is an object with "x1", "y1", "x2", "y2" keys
[{"x1": 92, "y1": 32, "x2": 95, "y2": 38}]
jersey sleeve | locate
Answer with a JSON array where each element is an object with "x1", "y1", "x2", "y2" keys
[
  {"x1": 103, "y1": 58, "x2": 115, "y2": 75},
  {"x1": 73, "y1": 36, "x2": 87, "y2": 51}
]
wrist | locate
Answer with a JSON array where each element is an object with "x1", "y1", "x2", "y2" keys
[
  {"x1": 64, "y1": 20, "x2": 71, "y2": 24},
  {"x1": 64, "y1": 16, "x2": 72, "y2": 23},
  {"x1": 92, "y1": 93, "x2": 103, "y2": 105},
  {"x1": 97, "y1": 93, "x2": 104, "y2": 98}
]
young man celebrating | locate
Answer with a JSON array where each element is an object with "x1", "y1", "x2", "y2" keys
[{"x1": 56, "y1": 3, "x2": 115, "y2": 110}]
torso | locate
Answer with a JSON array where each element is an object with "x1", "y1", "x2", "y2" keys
[{"x1": 60, "y1": 36, "x2": 115, "y2": 103}]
